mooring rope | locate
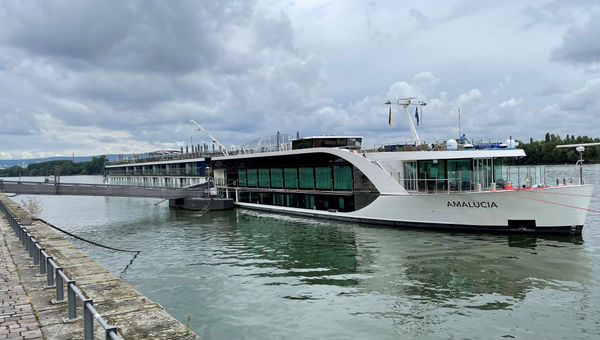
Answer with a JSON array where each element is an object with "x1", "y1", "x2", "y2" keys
[{"x1": 33, "y1": 217, "x2": 141, "y2": 254}]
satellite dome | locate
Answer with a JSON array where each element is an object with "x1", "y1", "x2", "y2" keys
[
  {"x1": 505, "y1": 138, "x2": 519, "y2": 149},
  {"x1": 447, "y1": 139, "x2": 458, "y2": 150}
]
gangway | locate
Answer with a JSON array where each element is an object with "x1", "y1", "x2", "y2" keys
[{"x1": 0, "y1": 180, "x2": 206, "y2": 199}]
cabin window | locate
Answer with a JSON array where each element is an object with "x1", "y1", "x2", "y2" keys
[
  {"x1": 259, "y1": 169, "x2": 270, "y2": 188},
  {"x1": 284, "y1": 168, "x2": 298, "y2": 189},
  {"x1": 238, "y1": 169, "x2": 247, "y2": 186},
  {"x1": 299, "y1": 167, "x2": 314, "y2": 189},
  {"x1": 270, "y1": 168, "x2": 283, "y2": 188},
  {"x1": 403, "y1": 161, "x2": 418, "y2": 191},
  {"x1": 418, "y1": 160, "x2": 446, "y2": 191},
  {"x1": 247, "y1": 169, "x2": 258, "y2": 187},
  {"x1": 333, "y1": 165, "x2": 352, "y2": 190},
  {"x1": 447, "y1": 159, "x2": 471, "y2": 191},
  {"x1": 474, "y1": 158, "x2": 493, "y2": 189},
  {"x1": 315, "y1": 167, "x2": 332, "y2": 190},
  {"x1": 493, "y1": 161, "x2": 503, "y2": 183}
]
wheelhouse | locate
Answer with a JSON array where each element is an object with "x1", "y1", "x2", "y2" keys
[{"x1": 292, "y1": 136, "x2": 362, "y2": 150}]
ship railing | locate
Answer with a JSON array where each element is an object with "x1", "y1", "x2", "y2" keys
[
  {"x1": 401, "y1": 164, "x2": 578, "y2": 193},
  {"x1": 0, "y1": 201, "x2": 121, "y2": 340},
  {"x1": 107, "y1": 143, "x2": 295, "y2": 166},
  {"x1": 107, "y1": 151, "x2": 219, "y2": 166},
  {"x1": 377, "y1": 139, "x2": 511, "y2": 152},
  {"x1": 226, "y1": 142, "x2": 293, "y2": 155},
  {"x1": 504, "y1": 164, "x2": 580, "y2": 188},
  {"x1": 108, "y1": 168, "x2": 205, "y2": 177}
]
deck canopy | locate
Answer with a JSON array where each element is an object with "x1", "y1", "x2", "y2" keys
[{"x1": 292, "y1": 136, "x2": 362, "y2": 150}]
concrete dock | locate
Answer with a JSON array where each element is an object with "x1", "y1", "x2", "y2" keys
[{"x1": 0, "y1": 194, "x2": 200, "y2": 339}]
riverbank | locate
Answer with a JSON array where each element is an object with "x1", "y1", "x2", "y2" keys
[{"x1": 0, "y1": 193, "x2": 199, "y2": 339}]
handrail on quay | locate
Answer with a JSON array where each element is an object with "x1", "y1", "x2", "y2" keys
[{"x1": 0, "y1": 200, "x2": 121, "y2": 340}]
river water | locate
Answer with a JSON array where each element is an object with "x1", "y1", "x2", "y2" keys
[{"x1": 5, "y1": 165, "x2": 600, "y2": 339}]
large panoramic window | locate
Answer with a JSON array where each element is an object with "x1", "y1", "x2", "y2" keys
[
  {"x1": 447, "y1": 159, "x2": 471, "y2": 191},
  {"x1": 315, "y1": 167, "x2": 332, "y2": 189},
  {"x1": 247, "y1": 169, "x2": 258, "y2": 187},
  {"x1": 299, "y1": 167, "x2": 314, "y2": 189},
  {"x1": 418, "y1": 160, "x2": 446, "y2": 191},
  {"x1": 238, "y1": 169, "x2": 247, "y2": 186},
  {"x1": 493, "y1": 160, "x2": 503, "y2": 182},
  {"x1": 270, "y1": 168, "x2": 283, "y2": 188},
  {"x1": 284, "y1": 168, "x2": 298, "y2": 189},
  {"x1": 333, "y1": 165, "x2": 352, "y2": 190},
  {"x1": 259, "y1": 169, "x2": 270, "y2": 188},
  {"x1": 403, "y1": 161, "x2": 417, "y2": 191}
]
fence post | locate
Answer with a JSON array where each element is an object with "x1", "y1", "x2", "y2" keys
[
  {"x1": 46, "y1": 257, "x2": 55, "y2": 288},
  {"x1": 33, "y1": 243, "x2": 40, "y2": 265},
  {"x1": 65, "y1": 280, "x2": 78, "y2": 322},
  {"x1": 39, "y1": 249, "x2": 46, "y2": 274},
  {"x1": 53, "y1": 268, "x2": 66, "y2": 303},
  {"x1": 25, "y1": 232, "x2": 31, "y2": 251},
  {"x1": 83, "y1": 299, "x2": 94, "y2": 340}
]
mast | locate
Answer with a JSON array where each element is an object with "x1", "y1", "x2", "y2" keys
[{"x1": 385, "y1": 97, "x2": 427, "y2": 146}]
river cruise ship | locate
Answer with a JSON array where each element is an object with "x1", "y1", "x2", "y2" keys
[
  {"x1": 104, "y1": 102, "x2": 594, "y2": 234},
  {"x1": 105, "y1": 150, "x2": 207, "y2": 188},
  {"x1": 210, "y1": 135, "x2": 593, "y2": 234}
]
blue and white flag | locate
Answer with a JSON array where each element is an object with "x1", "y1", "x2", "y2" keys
[{"x1": 415, "y1": 107, "x2": 419, "y2": 126}]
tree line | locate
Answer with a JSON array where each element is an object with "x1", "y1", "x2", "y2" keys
[
  {"x1": 1, "y1": 134, "x2": 598, "y2": 177},
  {"x1": 507, "y1": 133, "x2": 600, "y2": 165},
  {"x1": 0, "y1": 156, "x2": 107, "y2": 177}
]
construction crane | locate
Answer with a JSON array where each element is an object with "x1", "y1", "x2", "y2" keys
[{"x1": 190, "y1": 120, "x2": 229, "y2": 156}]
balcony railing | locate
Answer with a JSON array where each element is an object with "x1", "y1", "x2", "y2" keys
[{"x1": 107, "y1": 168, "x2": 204, "y2": 177}]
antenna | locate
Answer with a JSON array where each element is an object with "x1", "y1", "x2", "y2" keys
[
  {"x1": 190, "y1": 120, "x2": 229, "y2": 156},
  {"x1": 385, "y1": 97, "x2": 427, "y2": 146}
]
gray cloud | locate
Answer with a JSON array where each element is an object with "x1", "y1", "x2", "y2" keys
[
  {"x1": 0, "y1": 0, "x2": 600, "y2": 159},
  {"x1": 551, "y1": 13, "x2": 600, "y2": 66}
]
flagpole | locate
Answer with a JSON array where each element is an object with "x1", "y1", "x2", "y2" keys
[
  {"x1": 458, "y1": 108, "x2": 461, "y2": 138},
  {"x1": 385, "y1": 98, "x2": 426, "y2": 146}
]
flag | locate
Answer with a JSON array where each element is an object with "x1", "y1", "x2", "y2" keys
[
  {"x1": 415, "y1": 107, "x2": 419, "y2": 126},
  {"x1": 388, "y1": 106, "x2": 392, "y2": 127}
]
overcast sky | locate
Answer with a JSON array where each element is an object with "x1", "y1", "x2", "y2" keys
[{"x1": 1, "y1": 0, "x2": 599, "y2": 159}]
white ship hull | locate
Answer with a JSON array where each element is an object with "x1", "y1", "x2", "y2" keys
[{"x1": 235, "y1": 184, "x2": 593, "y2": 233}]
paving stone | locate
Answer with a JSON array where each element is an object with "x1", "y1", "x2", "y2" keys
[{"x1": 1, "y1": 194, "x2": 201, "y2": 339}]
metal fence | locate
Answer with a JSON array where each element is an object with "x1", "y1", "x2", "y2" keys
[{"x1": 0, "y1": 201, "x2": 121, "y2": 340}]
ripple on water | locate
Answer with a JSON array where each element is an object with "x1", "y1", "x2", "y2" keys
[{"x1": 8, "y1": 167, "x2": 600, "y2": 340}]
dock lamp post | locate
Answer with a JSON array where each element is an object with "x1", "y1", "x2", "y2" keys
[{"x1": 556, "y1": 142, "x2": 600, "y2": 185}]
